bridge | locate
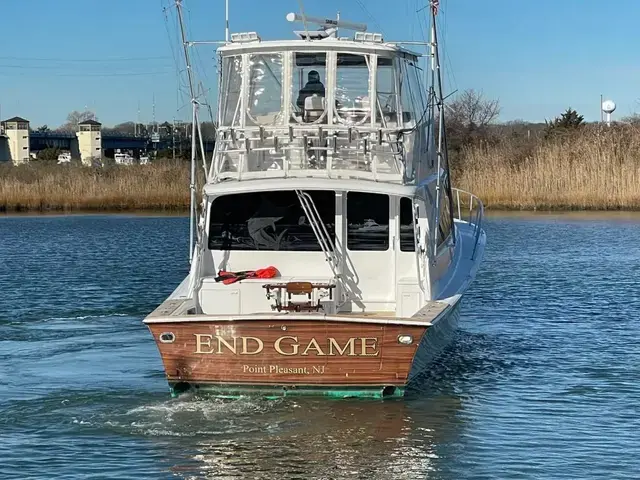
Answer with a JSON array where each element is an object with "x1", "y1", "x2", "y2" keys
[{"x1": 30, "y1": 131, "x2": 215, "y2": 155}]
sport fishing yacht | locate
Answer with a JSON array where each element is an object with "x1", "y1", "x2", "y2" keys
[{"x1": 144, "y1": 1, "x2": 486, "y2": 399}]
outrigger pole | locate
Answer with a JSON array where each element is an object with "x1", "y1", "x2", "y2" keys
[
  {"x1": 429, "y1": 0, "x2": 452, "y2": 253},
  {"x1": 175, "y1": 0, "x2": 201, "y2": 264}
]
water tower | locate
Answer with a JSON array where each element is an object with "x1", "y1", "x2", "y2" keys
[{"x1": 602, "y1": 99, "x2": 616, "y2": 127}]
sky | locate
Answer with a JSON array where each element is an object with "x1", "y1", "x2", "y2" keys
[{"x1": 1, "y1": 0, "x2": 639, "y2": 128}]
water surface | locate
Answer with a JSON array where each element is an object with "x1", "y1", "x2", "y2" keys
[{"x1": 1, "y1": 213, "x2": 639, "y2": 479}]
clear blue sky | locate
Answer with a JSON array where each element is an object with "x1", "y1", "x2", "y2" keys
[{"x1": 1, "y1": 0, "x2": 638, "y2": 128}]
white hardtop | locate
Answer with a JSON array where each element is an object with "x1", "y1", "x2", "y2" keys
[
  {"x1": 217, "y1": 38, "x2": 421, "y2": 59},
  {"x1": 203, "y1": 176, "x2": 419, "y2": 198}
]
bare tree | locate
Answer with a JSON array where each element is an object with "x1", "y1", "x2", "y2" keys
[
  {"x1": 448, "y1": 89, "x2": 500, "y2": 129},
  {"x1": 57, "y1": 110, "x2": 98, "y2": 132},
  {"x1": 621, "y1": 113, "x2": 640, "y2": 125},
  {"x1": 445, "y1": 90, "x2": 501, "y2": 169}
]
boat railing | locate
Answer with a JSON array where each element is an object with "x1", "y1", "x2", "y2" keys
[
  {"x1": 452, "y1": 187, "x2": 485, "y2": 260},
  {"x1": 208, "y1": 125, "x2": 419, "y2": 184}
]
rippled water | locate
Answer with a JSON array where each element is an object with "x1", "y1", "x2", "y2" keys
[{"x1": 2, "y1": 212, "x2": 640, "y2": 479}]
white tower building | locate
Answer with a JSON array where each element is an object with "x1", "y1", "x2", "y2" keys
[
  {"x1": 76, "y1": 119, "x2": 102, "y2": 166},
  {"x1": 1, "y1": 116, "x2": 30, "y2": 164}
]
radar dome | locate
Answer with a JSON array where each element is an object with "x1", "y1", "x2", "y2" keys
[{"x1": 602, "y1": 100, "x2": 616, "y2": 114}]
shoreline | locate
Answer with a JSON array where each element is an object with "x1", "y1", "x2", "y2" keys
[
  {"x1": 0, "y1": 209, "x2": 190, "y2": 217},
  {"x1": 4, "y1": 206, "x2": 640, "y2": 219}
]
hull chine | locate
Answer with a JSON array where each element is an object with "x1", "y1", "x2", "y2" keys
[{"x1": 168, "y1": 381, "x2": 405, "y2": 399}]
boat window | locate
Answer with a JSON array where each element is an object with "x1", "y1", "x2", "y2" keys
[
  {"x1": 400, "y1": 197, "x2": 415, "y2": 252},
  {"x1": 293, "y1": 52, "x2": 327, "y2": 123},
  {"x1": 399, "y1": 58, "x2": 425, "y2": 125},
  {"x1": 208, "y1": 190, "x2": 335, "y2": 251},
  {"x1": 437, "y1": 178, "x2": 454, "y2": 246},
  {"x1": 376, "y1": 57, "x2": 399, "y2": 127},
  {"x1": 347, "y1": 192, "x2": 389, "y2": 251},
  {"x1": 335, "y1": 53, "x2": 371, "y2": 125},
  {"x1": 220, "y1": 55, "x2": 243, "y2": 126},
  {"x1": 247, "y1": 53, "x2": 284, "y2": 126}
]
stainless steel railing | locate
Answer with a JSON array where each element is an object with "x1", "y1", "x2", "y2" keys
[{"x1": 452, "y1": 187, "x2": 485, "y2": 260}]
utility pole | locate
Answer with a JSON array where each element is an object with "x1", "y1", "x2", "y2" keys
[
  {"x1": 600, "y1": 94, "x2": 603, "y2": 123},
  {"x1": 172, "y1": 116, "x2": 176, "y2": 160},
  {"x1": 152, "y1": 92, "x2": 158, "y2": 156},
  {"x1": 152, "y1": 93, "x2": 156, "y2": 132},
  {"x1": 136, "y1": 100, "x2": 141, "y2": 136}
]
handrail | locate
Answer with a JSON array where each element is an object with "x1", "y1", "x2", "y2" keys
[
  {"x1": 294, "y1": 190, "x2": 341, "y2": 276},
  {"x1": 452, "y1": 187, "x2": 484, "y2": 261}
]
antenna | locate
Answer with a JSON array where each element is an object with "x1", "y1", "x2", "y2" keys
[
  {"x1": 296, "y1": 1, "x2": 311, "y2": 41},
  {"x1": 286, "y1": 12, "x2": 367, "y2": 39},
  {"x1": 225, "y1": 0, "x2": 229, "y2": 42}
]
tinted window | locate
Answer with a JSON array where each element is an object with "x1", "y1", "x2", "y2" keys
[
  {"x1": 208, "y1": 191, "x2": 335, "y2": 251},
  {"x1": 400, "y1": 197, "x2": 415, "y2": 252},
  {"x1": 437, "y1": 180, "x2": 454, "y2": 246},
  {"x1": 347, "y1": 192, "x2": 389, "y2": 251}
]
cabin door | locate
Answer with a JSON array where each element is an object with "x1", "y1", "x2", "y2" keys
[{"x1": 343, "y1": 192, "x2": 395, "y2": 312}]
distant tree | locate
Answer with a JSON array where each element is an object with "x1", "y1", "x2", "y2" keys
[
  {"x1": 37, "y1": 125, "x2": 50, "y2": 133},
  {"x1": 200, "y1": 121, "x2": 217, "y2": 140},
  {"x1": 159, "y1": 121, "x2": 173, "y2": 137},
  {"x1": 111, "y1": 121, "x2": 136, "y2": 135},
  {"x1": 35, "y1": 147, "x2": 61, "y2": 161},
  {"x1": 448, "y1": 89, "x2": 501, "y2": 130},
  {"x1": 57, "y1": 110, "x2": 98, "y2": 132},
  {"x1": 446, "y1": 89, "x2": 501, "y2": 165},
  {"x1": 621, "y1": 113, "x2": 640, "y2": 125},
  {"x1": 136, "y1": 123, "x2": 149, "y2": 137},
  {"x1": 544, "y1": 107, "x2": 584, "y2": 137}
]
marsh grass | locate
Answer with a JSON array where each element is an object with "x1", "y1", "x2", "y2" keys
[
  {"x1": 0, "y1": 159, "x2": 201, "y2": 212},
  {"x1": 455, "y1": 123, "x2": 640, "y2": 210}
]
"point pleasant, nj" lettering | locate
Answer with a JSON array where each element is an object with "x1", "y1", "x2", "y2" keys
[{"x1": 193, "y1": 334, "x2": 379, "y2": 357}]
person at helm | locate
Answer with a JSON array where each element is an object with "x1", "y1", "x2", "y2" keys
[{"x1": 296, "y1": 70, "x2": 325, "y2": 110}]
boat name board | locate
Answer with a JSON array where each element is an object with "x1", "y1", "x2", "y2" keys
[{"x1": 193, "y1": 334, "x2": 379, "y2": 357}]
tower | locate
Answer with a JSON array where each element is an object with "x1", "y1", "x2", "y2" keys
[
  {"x1": 602, "y1": 100, "x2": 616, "y2": 127},
  {"x1": 76, "y1": 119, "x2": 102, "y2": 166},
  {"x1": 1, "y1": 116, "x2": 30, "y2": 164}
]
